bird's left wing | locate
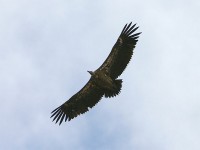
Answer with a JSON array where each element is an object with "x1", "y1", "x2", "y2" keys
[{"x1": 51, "y1": 78, "x2": 104, "y2": 125}]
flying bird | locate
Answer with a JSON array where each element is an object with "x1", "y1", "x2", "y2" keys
[{"x1": 51, "y1": 22, "x2": 141, "y2": 125}]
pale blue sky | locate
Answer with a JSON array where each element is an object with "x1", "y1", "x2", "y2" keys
[{"x1": 0, "y1": 0, "x2": 200, "y2": 150}]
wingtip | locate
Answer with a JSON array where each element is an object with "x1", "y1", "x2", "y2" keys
[
  {"x1": 51, "y1": 106, "x2": 61, "y2": 113},
  {"x1": 121, "y1": 22, "x2": 140, "y2": 35}
]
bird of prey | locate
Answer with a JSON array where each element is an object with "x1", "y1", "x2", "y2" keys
[{"x1": 51, "y1": 22, "x2": 141, "y2": 125}]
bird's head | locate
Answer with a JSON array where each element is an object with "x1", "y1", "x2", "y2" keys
[{"x1": 87, "y1": 71, "x2": 94, "y2": 76}]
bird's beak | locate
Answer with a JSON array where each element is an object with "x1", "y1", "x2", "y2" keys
[{"x1": 87, "y1": 71, "x2": 93, "y2": 75}]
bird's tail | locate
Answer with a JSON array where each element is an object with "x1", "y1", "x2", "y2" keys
[{"x1": 104, "y1": 79, "x2": 122, "y2": 98}]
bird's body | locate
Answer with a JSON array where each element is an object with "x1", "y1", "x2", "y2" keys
[
  {"x1": 51, "y1": 22, "x2": 141, "y2": 125},
  {"x1": 90, "y1": 71, "x2": 117, "y2": 91}
]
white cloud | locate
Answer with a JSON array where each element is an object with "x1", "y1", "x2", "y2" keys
[{"x1": 0, "y1": 0, "x2": 200, "y2": 150}]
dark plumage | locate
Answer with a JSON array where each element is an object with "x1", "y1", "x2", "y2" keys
[{"x1": 51, "y1": 22, "x2": 141, "y2": 125}]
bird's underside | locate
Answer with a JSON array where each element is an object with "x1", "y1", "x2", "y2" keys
[{"x1": 51, "y1": 22, "x2": 141, "y2": 125}]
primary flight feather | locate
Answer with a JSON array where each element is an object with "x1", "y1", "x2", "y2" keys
[{"x1": 51, "y1": 22, "x2": 141, "y2": 125}]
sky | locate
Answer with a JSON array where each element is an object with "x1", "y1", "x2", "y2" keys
[{"x1": 0, "y1": 0, "x2": 200, "y2": 150}]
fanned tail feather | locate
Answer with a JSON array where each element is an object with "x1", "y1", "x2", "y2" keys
[{"x1": 104, "y1": 79, "x2": 122, "y2": 98}]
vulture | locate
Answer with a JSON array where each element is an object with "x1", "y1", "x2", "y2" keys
[{"x1": 51, "y1": 22, "x2": 141, "y2": 125}]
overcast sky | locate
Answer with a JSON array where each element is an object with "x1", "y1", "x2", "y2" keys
[{"x1": 0, "y1": 0, "x2": 200, "y2": 150}]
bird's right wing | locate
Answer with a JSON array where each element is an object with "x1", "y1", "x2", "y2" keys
[
  {"x1": 96, "y1": 22, "x2": 141, "y2": 79},
  {"x1": 50, "y1": 77, "x2": 104, "y2": 125}
]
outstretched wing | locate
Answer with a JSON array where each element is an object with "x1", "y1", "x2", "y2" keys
[
  {"x1": 51, "y1": 78, "x2": 104, "y2": 125},
  {"x1": 96, "y1": 22, "x2": 141, "y2": 79}
]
